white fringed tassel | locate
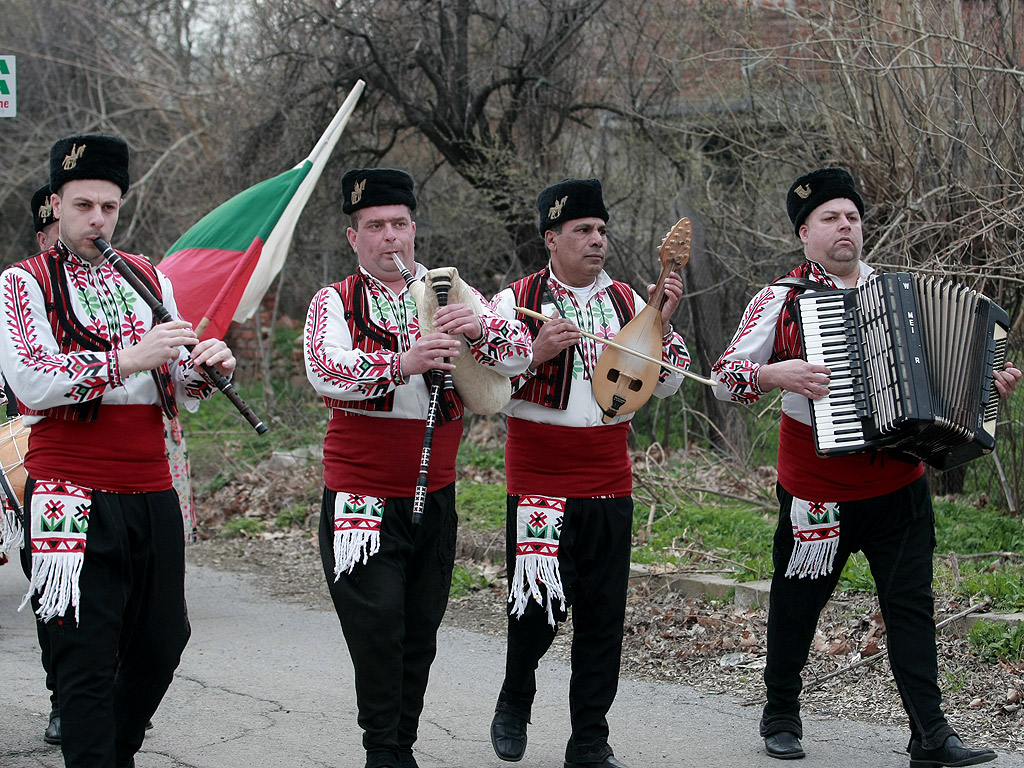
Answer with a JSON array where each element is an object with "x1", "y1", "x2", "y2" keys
[
  {"x1": 332, "y1": 529, "x2": 380, "y2": 580},
  {"x1": 20, "y1": 552, "x2": 83, "y2": 624},
  {"x1": 0, "y1": 499, "x2": 21, "y2": 554},
  {"x1": 508, "y1": 553, "x2": 566, "y2": 627},
  {"x1": 784, "y1": 537, "x2": 839, "y2": 579}
]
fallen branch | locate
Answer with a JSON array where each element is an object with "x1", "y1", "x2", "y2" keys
[{"x1": 935, "y1": 551, "x2": 1023, "y2": 561}]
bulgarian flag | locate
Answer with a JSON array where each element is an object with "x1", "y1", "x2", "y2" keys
[{"x1": 159, "y1": 80, "x2": 365, "y2": 340}]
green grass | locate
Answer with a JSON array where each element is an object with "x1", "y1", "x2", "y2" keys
[
  {"x1": 620, "y1": 490, "x2": 1024, "y2": 610},
  {"x1": 218, "y1": 518, "x2": 264, "y2": 538},
  {"x1": 933, "y1": 498, "x2": 1024, "y2": 551},
  {"x1": 457, "y1": 440, "x2": 505, "y2": 473},
  {"x1": 455, "y1": 481, "x2": 507, "y2": 530},
  {"x1": 630, "y1": 501, "x2": 775, "y2": 581},
  {"x1": 968, "y1": 619, "x2": 1024, "y2": 662},
  {"x1": 450, "y1": 564, "x2": 489, "y2": 598}
]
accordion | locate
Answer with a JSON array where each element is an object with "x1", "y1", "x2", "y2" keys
[{"x1": 796, "y1": 273, "x2": 1009, "y2": 470}]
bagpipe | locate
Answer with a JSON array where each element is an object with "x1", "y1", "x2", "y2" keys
[{"x1": 391, "y1": 255, "x2": 512, "y2": 524}]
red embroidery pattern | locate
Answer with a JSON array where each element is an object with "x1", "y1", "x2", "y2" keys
[
  {"x1": 3, "y1": 272, "x2": 92, "y2": 379},
  {"x1": 305, "y1": 288, "x2": 396, "y2": 398}
]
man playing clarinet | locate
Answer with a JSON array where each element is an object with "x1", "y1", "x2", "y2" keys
[
  {"x1": 487, "y1": 178, "x2": 691, "y2": 768},
  {"x1": 712, "y1": 167, "x2": 1021, "y2": 765},
  {"x1": 0, "y1": 133, "x2": 235, "y2": 768},
  {"x1": 303, "y1": 167, "x2": 531, "y2": 768}
]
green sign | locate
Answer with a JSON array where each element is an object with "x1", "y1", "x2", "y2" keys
[{"x1": 0, "y1": 57, "x2": 16, "y2": 117}]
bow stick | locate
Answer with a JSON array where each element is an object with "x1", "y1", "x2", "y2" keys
[{"x1": 514, "y1": 306, "x2": 717, "y2": 388}]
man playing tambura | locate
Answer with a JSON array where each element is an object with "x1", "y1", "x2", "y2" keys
[
  {"x1": 0, "y1": 134, "x2": 235, "y2": 768},
  {"x1": 712, "y1": 167, "x2": 1020, "y2": 765},
  {"x1": 303, "y1": 167, "x2": 531, "y2": 768},
  {"x1": 487, "y1": 178, "x2": 691, "y2": 768}
]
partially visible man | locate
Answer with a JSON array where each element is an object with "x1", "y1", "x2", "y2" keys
[
  {"x1": 488, "y1": 178, "x2": 691, "y2": 768},
  {"x1": 712, "y1": 167, "x2": 1020, "y2": 766},
  {"x1": 32, "y1": 183, "x2": 60, "y2": 251},
  {"x1": 0, "y1": 134, "x2": 236, "y2": 768},
  {"x1": 22, "y1": 183, "x2": 62, "y2": 746},
  {"x1": 304, "y1": 167, "x2": 532, "y2": 768}
]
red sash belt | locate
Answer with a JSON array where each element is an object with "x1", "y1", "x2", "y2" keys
[
  {"x1": 26, "y1": 404, "x2": 171, "y2": 492},
  {"x1": 777, "y1": 413, "x2": 924, "y2": 501},
  {"x1": 505, "y1": 417, "x2": 631, "y2": 498},
  {"x1": 323, "y1": 410, "x2": 463, "y2": 497}
]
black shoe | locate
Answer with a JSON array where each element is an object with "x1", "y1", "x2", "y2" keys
[
  {"x1": 43, "y1": 710, "x2": 61, "y2": 745},
  {"x1": 909, "y1": 735, "x2": 997, "y2": 767},
  {"x1": 563, "y1": 757, "x2": 630, "y2": 768},
  {"x1": 764, "y1": 731, "x2": 805, "y2": 759},
  {"x1": 490, "y1": 709, "x2": 528, "y2": 762}
]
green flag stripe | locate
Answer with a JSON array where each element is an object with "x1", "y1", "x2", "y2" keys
[{"x1": 166, "y1": 161, "x2": 312, "y2": 254}]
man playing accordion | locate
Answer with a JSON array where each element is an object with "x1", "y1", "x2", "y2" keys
[{"x1": 712, "y1": 167, "x2": 1020, "y2": 766}]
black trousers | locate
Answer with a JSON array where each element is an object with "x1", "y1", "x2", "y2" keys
[
  {"x1": 497, "y1": 495, "x2": 633, "y2": 765},
  {"x1": 760, "y1": 475, "x2": 954, "y2": 750},
  {"x1": 318, "y1": 484, "x2": 457, "y2": 764},
  {"x1": 24, "y1": 478, "x2": 191, "y2": 768}
]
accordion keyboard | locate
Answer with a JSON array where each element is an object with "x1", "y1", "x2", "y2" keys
[{"x1": 798, "y1": 291, "x2": 867, "y2": 450}]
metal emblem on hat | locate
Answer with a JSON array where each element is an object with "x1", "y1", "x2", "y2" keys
[
  {"x1": 351, "y1": 178, "x2": 366, "y2": 206},
  {"x1": 795, "y1": 184, "x2": 812, "y2": 199},
  {"x1": 548, "y1": 195, "x2": 568, "y2": 221},
  {"x1": 38, "y1": 199, "x2": 53, "y2": 221},
  {"x1": 63, "y1": 143, "x2": 87, "y2": 171}
]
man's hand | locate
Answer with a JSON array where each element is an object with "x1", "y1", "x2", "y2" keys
[
  {"x1": 400, "y1": 332, "x2": 461, "y2": 377},
  {"x1": 648, "y1": 273, "x2": 683, "y2": 335},
  {"x1": 433, "y1": 303, "x2": 482, "y2": 341},
  {"x1": 191, "y1": 338, "x2": 236, "y2": 378},
  {"x1": 758, "y1": 359, "x2": 832, "y2": 400},
  {"x1": 117, "y1": 321, "x2": 199, "y2": 377},
  {"x1": 994, "y1": 362, "x2": 1022, "y2": 399},
  {"x1": 530, "y1": 316, "x2": 581, "y2": 368}
]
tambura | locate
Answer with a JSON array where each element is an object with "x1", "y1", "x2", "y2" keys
[{"x1": 0, "y1": 416, "x2": 30, "y2": 508}]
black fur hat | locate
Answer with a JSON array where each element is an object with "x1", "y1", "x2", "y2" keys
[
  {"x1": 341, "y1": 168, "x2": 417, "y2": 215},
  {"x1": 786, "y1": 167, "x2": 864, "y2": 236},
  {"x1": 49, "y1": 134, "x2": 130, "y2": 196},
  {"x1": 31, "y1": 184, "x2": 57, "y2": 233},
  {"x1": 536, "y1": 178, "x2": 609, "y2": 235}
]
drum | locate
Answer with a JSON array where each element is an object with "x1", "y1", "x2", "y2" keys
[{"x1": 0, "y1": 416, "x2": 30, "y2": 508}]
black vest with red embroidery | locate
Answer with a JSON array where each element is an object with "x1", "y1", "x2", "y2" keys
[
  {"x1": 13, "y1": 243, "x2": 177, "y2": 422},
  {"x1": 510, "y1": 269, "x2": 636, "y2": 410},
  {"x1": 326, "y1": 274, "x2": 463, "y2": 421}
]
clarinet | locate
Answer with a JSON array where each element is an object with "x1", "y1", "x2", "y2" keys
[
  {"x1": 94, "y1": 238, "x2": 268, "y2": 435},
  {"x1": 391, "y1": 253, "x2": 453, "y2": 525}
]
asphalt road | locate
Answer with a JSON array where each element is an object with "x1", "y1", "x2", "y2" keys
[{"x1": 2, "y1": 555, "x2": 1022, "y2": 768}]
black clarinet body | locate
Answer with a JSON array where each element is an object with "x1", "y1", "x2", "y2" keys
[{"x1": 93, "y1": 238, "x2": 268, "y2": 435}]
